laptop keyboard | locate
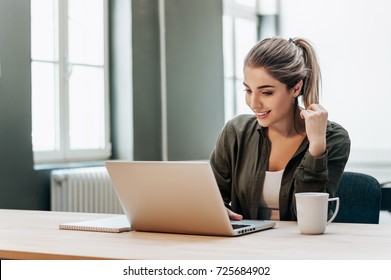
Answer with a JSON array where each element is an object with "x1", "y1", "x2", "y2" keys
[{"x1": 232, "y1": 224, "x2": 251, "y2": 229}]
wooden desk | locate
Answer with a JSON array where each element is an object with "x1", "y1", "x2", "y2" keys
[{"x1": 0, "y1": 209, "x2": 390, "y2": 260}]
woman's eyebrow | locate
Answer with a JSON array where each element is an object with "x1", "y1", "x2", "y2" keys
[
  {"x1": 243, "y1": 82, "x2": 274, "y2": 89},
  {"x1": 257, "y1": 85, "x2": 275, "y2": 89}
]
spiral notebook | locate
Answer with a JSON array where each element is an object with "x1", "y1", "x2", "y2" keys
[{"x1": 59, "y1": 215, "x2": 131, "y2": 233}]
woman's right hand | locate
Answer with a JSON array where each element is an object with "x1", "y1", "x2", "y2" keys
[{"x1": 227, "y1": 208, "x2": 243, "y2": 221}]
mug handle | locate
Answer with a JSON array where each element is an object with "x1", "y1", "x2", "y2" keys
[{"x1": 327, "y1": 197, "x2": 340, "y2": 224}]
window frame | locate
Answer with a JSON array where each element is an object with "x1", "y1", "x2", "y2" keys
[
  {"x1": 223, "y1": 0, "x2": 259, "y2": 122},
  {"x1": 223, "y1": 0, "x2": 279, "y2": 122},
  {"x1": 32, "y1": 0, "x2": 111, "y2": 164}
]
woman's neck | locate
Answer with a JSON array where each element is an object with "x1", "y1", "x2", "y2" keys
[{"x1": 267, "y1": 106, "x2": 305, "y2": 139}]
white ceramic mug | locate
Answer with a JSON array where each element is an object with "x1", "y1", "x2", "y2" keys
[{"x1": 295, "y1": 192, "x2": 339, "y2": 235}]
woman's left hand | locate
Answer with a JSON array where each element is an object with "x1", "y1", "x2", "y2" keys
[{"x1": 300, "y1": 104, "x2": 328, "y2": 158}]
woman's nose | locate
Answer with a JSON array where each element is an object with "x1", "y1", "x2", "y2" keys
[{"x1": 249, "y1": 93, "x2": 261, "y2": 108}]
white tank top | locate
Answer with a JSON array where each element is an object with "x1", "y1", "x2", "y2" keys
[{"x1": 258, "y1": 169, "x2": 284, "y2": 220}]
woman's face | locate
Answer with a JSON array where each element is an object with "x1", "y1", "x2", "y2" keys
[{"x1": 243, "y1": 66, "x2": 299, "y2": 129}]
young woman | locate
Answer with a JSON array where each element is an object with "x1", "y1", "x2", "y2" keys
[{"x1": 210, "y1": 37, "x2": 350, "y2": 221}]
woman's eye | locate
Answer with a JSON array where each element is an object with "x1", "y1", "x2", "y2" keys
[
  {"x1": 244, "y1": 89, "x2": 251, "y2": 94},
  {"x1": 262, "y1": 91, "x2": 273, "y2": 95}
]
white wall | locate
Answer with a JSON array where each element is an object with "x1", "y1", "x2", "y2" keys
[{"x1": 280, "y1": 0, "x2": 391, "y2": 165}]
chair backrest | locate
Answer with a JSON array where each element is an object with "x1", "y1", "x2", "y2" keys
[
  {"x1": 380, "y1": 181, "x2": 391, "y2": 211},
  {"x1": 334, "y1": 171, "x2": 381, "y2": 224}
]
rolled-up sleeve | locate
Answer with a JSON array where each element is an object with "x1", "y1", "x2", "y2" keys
[
  {"x1": 290, "y1": 122, "x2": 351, "y2": 219},
  {"x1": 210, "y1": 125, "x2": 233, "y2": 208}
]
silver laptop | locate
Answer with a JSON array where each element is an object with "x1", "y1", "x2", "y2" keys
[{"x1": 105, "y1": 161, "x2": 275, "y2": 236}]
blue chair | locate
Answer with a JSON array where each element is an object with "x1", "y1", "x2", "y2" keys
[{"x1": 334, "y1": 171, "x2": 381, "y2": 224}]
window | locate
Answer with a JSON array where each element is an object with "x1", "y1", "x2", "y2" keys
[
  {"x1": 223, "y1": 0, "x2": 279, "y2": 121},
  {"x1": 31, "y1": 0, "x2": 110, "y2": 163},
  {"x1": 279, "y1": 0, "x2": 391, "y2": 164}
]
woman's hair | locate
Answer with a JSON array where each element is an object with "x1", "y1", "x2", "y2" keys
[{"x1": 244, "y1": 37, "x2": 321, "y2": 108}]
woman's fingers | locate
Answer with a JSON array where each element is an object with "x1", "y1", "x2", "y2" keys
[
  {"x1": 300, "y1": 104, "x2": 328, "y2": 158},
  {"x1": 227, "y1": 208, "x2": 243, "y2": 221}
]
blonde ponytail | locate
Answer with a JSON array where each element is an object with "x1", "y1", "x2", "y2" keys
[{"x1": 292, "y1": 38, "x2": 322, "y2": 108}]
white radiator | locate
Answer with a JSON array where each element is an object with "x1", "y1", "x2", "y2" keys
[{"x1": 50, "y1": 166, "x2": 123, "y2": 214}]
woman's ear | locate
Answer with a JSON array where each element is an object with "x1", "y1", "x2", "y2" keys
[{"x1": 293, "y1": 80, "x2": 303, "y2": 97}]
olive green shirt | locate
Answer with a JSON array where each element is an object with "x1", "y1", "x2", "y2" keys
[{"x1": 210, "y1": 114, "x2": 351, "y2": 221}]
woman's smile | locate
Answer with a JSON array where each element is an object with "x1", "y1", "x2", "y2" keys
[{"x1": 255, "y1": 110, "x2": 271, "y2": 119}]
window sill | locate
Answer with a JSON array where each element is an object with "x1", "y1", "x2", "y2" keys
[{"x1": 34, "y1": 161, "x2": 106, "y2": 171}]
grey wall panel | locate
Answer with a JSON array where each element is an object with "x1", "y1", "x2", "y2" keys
[
  {"x1": 165, "y1": 0, "x2": 224, "y2": 160},
  {"x1": 0, "y1": 0, "x2": 44, "y2": 209}
]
